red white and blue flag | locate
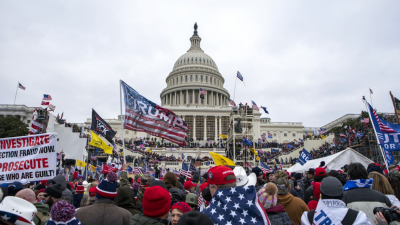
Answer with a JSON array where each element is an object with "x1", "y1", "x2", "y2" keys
[
  {"x1": 18, "y1": 83, "x2": 26, "y2": 90},
  {"x1": 179, "y1": 162, "x2": 192, "y2": 179},
  {"x1": 43, "y1": 94, "x2": 52, "y2": 100},
  {"x1": 278, "y1": 162, "x2": 282, "y2": 170},
  {"x1": 245, "y1": 162, "x2": 253, "y2": 170},
  {"x1": 41, "y1": 101, "x2": 49, "y2": 106},
  {"x1": 134, "y1": 166, "x2": 143, "y2": 176},
  {"x1": 121, "y1": 80, "x2": 189, "y2": 145},
  {"x1": 237, "y1": 71, "x2": 244, "y2": 81},
  {"x1": 228, "y1": 99, "x2": 236, "y2": 106},
  {"x1": 260, "y1": 161, "x2": 272, "y2": 174},
  {"x1": 203, "y1": 186, "x2": 271, "y2": 225},
  {"x1": 252, "y1": 101, "x2": 259, "y2": 111},
  {"x1": 199, "y1": 88, "x2": 207, "y2": 95},
  {"x1": 361, "y1": 118, "x2": 370, "y2": 123}
]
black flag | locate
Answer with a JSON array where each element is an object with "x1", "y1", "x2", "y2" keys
[{"x1": 91, "y1": 109, "x2": 116, "y2": 143}]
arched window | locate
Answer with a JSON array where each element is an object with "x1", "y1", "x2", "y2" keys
[
  {"x1": 191, "y1": 58, "x2": 193, "y2": 62},
  {"x1": 210, "y1": 77, "x2": 213, "y2": 84},
  {"x1": 181, "y1": 76, "x2": 183, "y2": 83}
]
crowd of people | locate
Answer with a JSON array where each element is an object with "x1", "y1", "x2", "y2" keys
[{"x1": 2, "y1": 160, "x2": 400, "y2": 225}]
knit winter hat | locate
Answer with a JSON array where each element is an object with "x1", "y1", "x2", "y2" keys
[
  {"x1": 294, "y1": 173, "x2": 302, "y2": 180},
  {"x1": 96, "y1": 172, "x2": 118, "y2": 200},
  {"x1": 171, "y1": 202, "x2": 191, "y2": 213},
  {"x1": 143, "y1": 186, "x2": 171, "y2": 218},
  {"x1": 320, "y1": 177, "x2": 343, "y2": 199},
  {"x1": 389, "y1": 170, "x2": 400, "y2": 181},
  {"x1": 50, "y1": 201, "x2": 75, "y2": 222},
  {"x1": 36, "y1": 184, "x2": 46, "y2": 191},
  {"x1": 45, "y1": 183, "x2": 63, "y2": 198},
  {"x1": 75, "y1": 182, "x2": 84, "y2": 194},
  {"x1": 367, "y1": 165, "x2": 384, "y2": 175},
  {"x1": 176, "y1": 211, "x2": 214, "y2": 225},
  {"x1": 257, "y1": 183, "x2": 278, "y2": 210},
  {"x1": 275, "y1": 177, "x2": 289, "y2": 195}
]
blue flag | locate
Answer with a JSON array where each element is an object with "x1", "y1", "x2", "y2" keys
[
  {"x1": 384, "y1": 150, "x2": 394, "y2": 166},
  {"x1": 260, "y1": 106, "x2": 269, "y2": 114},
  {"x1": 297, "y1": 148, "x2": 312, "y2": 165},
  {"x1": 367, "y1": 102, "x2": 400, "y2": 152},
  {"x1": 243, "y1": 137, "x2": 253, "y2": 146},
  {"x1": 182, "y1": 153, "x2": 185, "y2": 160},
  {"x1": 356, "y1": 133, "x2": 364, "y2": 138},
  {"x1": 271, "y1": 148, "x2": 278, "y2": 153},
  {"x1": 287, "y1": 145, "x2": 293, "y2": 149}
]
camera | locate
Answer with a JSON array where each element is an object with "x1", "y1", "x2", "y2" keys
[{"x1": 373, "y1": 207, "x2": 399, "y2": 223}]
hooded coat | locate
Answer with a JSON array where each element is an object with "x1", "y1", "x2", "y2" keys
[
  {"x1": 169, "y1": 188, "x2": 186, "y2": 206},
  {"x1": 52, "y1": 174, "x2": 73, "y2": 204},
  {"x1": 115, "y1": 186, "x2": 141, "y2": 216},
  {"x1": 277, "y1": 193, "x2": 309, "y2": 225}
]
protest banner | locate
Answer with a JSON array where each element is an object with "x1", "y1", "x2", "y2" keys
[{"x1": 0, "y1": 133, "x2": 57, "y2": 183}]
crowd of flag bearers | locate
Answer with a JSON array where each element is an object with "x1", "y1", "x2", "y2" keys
[{"x1": 2, "y1": 159, "x2": 400, "y2": 225}]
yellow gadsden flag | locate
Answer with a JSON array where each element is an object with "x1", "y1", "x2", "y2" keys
[
  {"x1": 219, "y1": 134, "x2": 228, "y2": 139},
  {"x1": 89, "y1": 130, "x2": 113, "y2": 154},
  {"x1": 76, "y1": 159, "x2": 87, "y2": 167},
  {"x1": 256, "y1": 156, "x2": 260, "y2": 161},
  {"x1": 90, "y1": 164, "x2": 96, "y2": 172},
  {"x1": 321, "y1": 135, "x2": 325, "y2": 139},
  {"x1": 250, "y1": 148, "x2": 258, "y2": 156},
  {"x1": 209, "y1": 152, "x2": 235, "y2": 167}
]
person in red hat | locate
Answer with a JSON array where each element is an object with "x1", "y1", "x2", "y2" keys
[
  {"x1": 183, "y1": 181, "x2": 197, "y2": 194},
  {"x1": 304, "y1": 167, "x2": 327, "y2": 204},
  {"x1": 207, "y1": 166, "x2": 236, "y2": 198},
  {"x1": 130, "y1": 186, "x2": 172, "y2": 225},
  {"x1": 73, "y1": 182, "x2": 85, "y2": 208},
  {"x1": 170, "y1": 202, "x2": 191, "y2": 225}
]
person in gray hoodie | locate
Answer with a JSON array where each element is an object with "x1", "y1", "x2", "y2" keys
[{"x1": 52, "y1": 174, "x2": 73, "y2": 204}]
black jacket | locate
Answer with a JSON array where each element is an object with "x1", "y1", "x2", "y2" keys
[
  {"x1": 304, "y1": 186, "x2": 313, "y2": 204},
  {"x1": 169, "y1": 188, "x2": 186, "y2": 206},
  {"x1": 265, "y1": 205, "x2": 294, "y2": 225},
  {"x1": 129, "y1": 214, "x2": 167, "y2": 225}
]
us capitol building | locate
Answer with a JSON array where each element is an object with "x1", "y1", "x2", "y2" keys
[{"x1": 94, "y1": 24, "x2": 305, "y2": 146}]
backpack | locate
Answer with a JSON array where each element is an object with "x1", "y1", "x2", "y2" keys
[
  {"x1": 307, "y1": 208, "x2": 358, "y2": 225},
  {"x1": 35, "y1": 210, "x2": 50, "y2": 225}
]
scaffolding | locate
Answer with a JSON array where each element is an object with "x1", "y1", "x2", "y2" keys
[{"x1": 226, "y1": 106, "x2": 256, "y2": 168}]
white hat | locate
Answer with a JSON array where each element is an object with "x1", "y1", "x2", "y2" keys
[
  {"x1": 0, "y1": 196, "x2": 37, "y2": 225},
  {"x1": 82, "y1": 181, "x2": 89, "y2": 188},
  {"x1": 20, "y1": 179, "x2": 29, "y2": 185},
  {"x1": 233, "y1": 166, "x2": 257, "y2": 187}
]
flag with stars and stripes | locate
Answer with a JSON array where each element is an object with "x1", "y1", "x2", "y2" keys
[
  {"x1": 202, "y1": 186, "x2": 270, "y2": 225},
  {"x1": 245, "y1": 162, "x2": 253, "y2": 170},
  {"x1": 366, "y1": 101, "x2": 400, "y2": 153},
  {"x1": 237, "y1": 71, "x2": 244, "y2": 81},
  {"x1": 199, "y1": 88, "x2": 207, "y2": 95},
  {"x1": 229, "y1": 99, "x2": 236, "y2": 107},
  {"x1": 133, "y1": 166, "x2": 143, "y2": 176},
  {"x1": 179, "y1": 162, "x2": 192, "y2": 179},
  {"x1": 18, "y1": 82, "x2": 26, "y2": 90},
  {"x1": 251, "y1": 101, "x2": 259, "y2": 111},
  {"x1": 260, "y1": 160, "x2": 272, "y2": 174}
]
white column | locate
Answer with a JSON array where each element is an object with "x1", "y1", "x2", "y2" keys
[
  {"x1": 219, "y1": 116, "x2": 222, "y2": 136},
  {"x1": 180, "y1": 90, "x2": 183, "y2": 105},
  {"x1": 203, "y1": 116, "x2": 207, "y2": 140},
  {"x1": 175, "y1": 92, "x2": 177, "y2": 105},
  {"x1": 186, "y1": 89, "x2": 188, "y2": 104},
  {"x1": 192, "y1": 90, "x2": 195, "y2": 104},
  {"x1": 217, "y1": 93, "x2": 219, "y2": 106},
  {"x1": 193, "y1": 116, "x2": 196, "y2": 140},
  {"x1": 211, "y1": 92, "x2": 214, "y2": 106},
  {"x1": 198, "y1": 90, "x2": 201, "y2": 105},
  {"x1": 205, "y1": 90, "x2": 208, "y2": 105},
  {"x1": 215, "y1": 116, "x2": 218, "y2": 140}
]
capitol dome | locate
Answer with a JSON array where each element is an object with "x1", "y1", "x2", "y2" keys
[{"x1": 160, "y1": 23, "x2": 230, "y2": 109}]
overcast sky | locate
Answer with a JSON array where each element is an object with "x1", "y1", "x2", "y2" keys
[{"x1": 1, "y1": 1, "x2": 399, "y2": 127}]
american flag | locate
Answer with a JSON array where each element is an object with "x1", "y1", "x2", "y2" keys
[
  {"x1": 189, "y1": 162, "x2": 198, "y2": 172},
  {"x1": 245, "y1": 162, "x2": 253, "y2": 170},
  {"x1": 278, "y1": 162, "x2": 282, "y2": 170},
  {"x1": 198, "y1": 195, "x2": 203, "y2": 209},
  {"x1": 339, "y1": 133, "x2": 347, "y2": 137},
  {"x1": 203, "y1": 186, "x2": 271, "y2": 225},
  {"x1": 252, "y1": 101, "x2": 259, "y2": 111},
  {"x1": 41, "y1": 101, "x2": 49, "y2": 106},
  {"x1": 18, "y1": 83, "x2": 26, "y2": 90},
  {"x1": 199, "y1": 88, "x2": 207, "y2": 95},
  {"x1": 237, "y1": 71, "x2": 244, "y2": 81},
  {"x1": 372, "y1": 107, "x2": 396, "y2": 133},
  {"x1": 268, "y1": 133, "x2": 272, "y2": 138},
  {"x1": 179, "y1": 163, "x2": 192, "y2": 179},
  {"x1": 361, "y1": 118, "x2": 369, "y2": 123},
  {"x1": 370, "y1": 88, "x2": 373, "y2": 94},
  {"x1": 228, "y1": 99, "x2": 236, "y2": 106},
  {"x1": 48, "y1": 104, "x2": 56, "y2": 112},
  {"x1": 43, "y1": 94, "x2": 52, "y2": 100},
  {"x1": 173, "y1": 168, "x2": 180, "y2": 175},
  {"x1": 134, "y1": 166, "x2": 143, "y2": 176},
  {"x1": 260, "y1": 161, "x2": 271, "y2": 174},
  {"x1": 122, "y1": 81, "x2": 189, "y2": 145}
]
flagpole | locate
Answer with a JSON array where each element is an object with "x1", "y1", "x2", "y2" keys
[
  {"x1": 364, "y1": 100, "x2": 388, "y2": 170},
  {"x1": 14, "y1": 82, "x2": 19, "y2": 113},
  {"x1": 233, "y1": 74, "x2": 237, "y2": 101},
  {"x1": 369, "y1": 87, "x2": 373, "y2": 108},
  {"x1": 120, "y1": 80, "x2": 127, "y2": 163}
]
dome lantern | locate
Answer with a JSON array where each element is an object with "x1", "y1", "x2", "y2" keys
[{"x1": 189, "y1": 22, "x2": 203, "y2": 52}]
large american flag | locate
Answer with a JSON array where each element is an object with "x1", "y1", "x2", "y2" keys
[
  {"x1": 237, "y1": 71, "x2": 244, "y2": 81},
  {"x1": 180, "y1": 162, "x2": 192, "y2": 179},
  {"x1": 372, "y1": 108, "x2": 396, "y2": 132},
  {"x1": 18, "y1": 83, "x2": 26, "y2": 90},
  {"x1": 134, "y1": 166, "x2": 143, "y2": 176},
  {"x1": 252, "y1": 101, "x2": 259, "y2": 111},
  {"x1": 203, "y1": 186, "x2": 271, "y2": 225},
  {"x1": 260, "y1": 161, "x2": 272, "y2": 174},
  {"x1": 199, "y1": 88, "x2": 207, "y2": 95},
  {"x1": 43, "y1": 94, "x2": 52, "y2": 100},
  {"x1": 228, "y1": 99, "x2": 236, "y2": 107},
  {"x1": 121, "y1": 80, "x2": 189, "y2": 145}
]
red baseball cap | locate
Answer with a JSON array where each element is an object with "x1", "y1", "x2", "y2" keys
[
  {"x1": 207, "y1": 166, "x2": 236, "y2": 185},
  {"x1": 314, "y1": 167, "x2": 326, "y2": 176},
  {"x1": 199, "y1": 182, "x2": 208, "y2": 193},
  {"x1": 184, "y1": 181, "x2": 197, "y2": 190},
  {"x1": 89, "y1": 186, "x2": 97, "y2": 197}
]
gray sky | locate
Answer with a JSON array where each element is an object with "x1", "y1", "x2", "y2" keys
[{"x1": 1, "y1": 1, "x2": 399, "y2": 127}]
